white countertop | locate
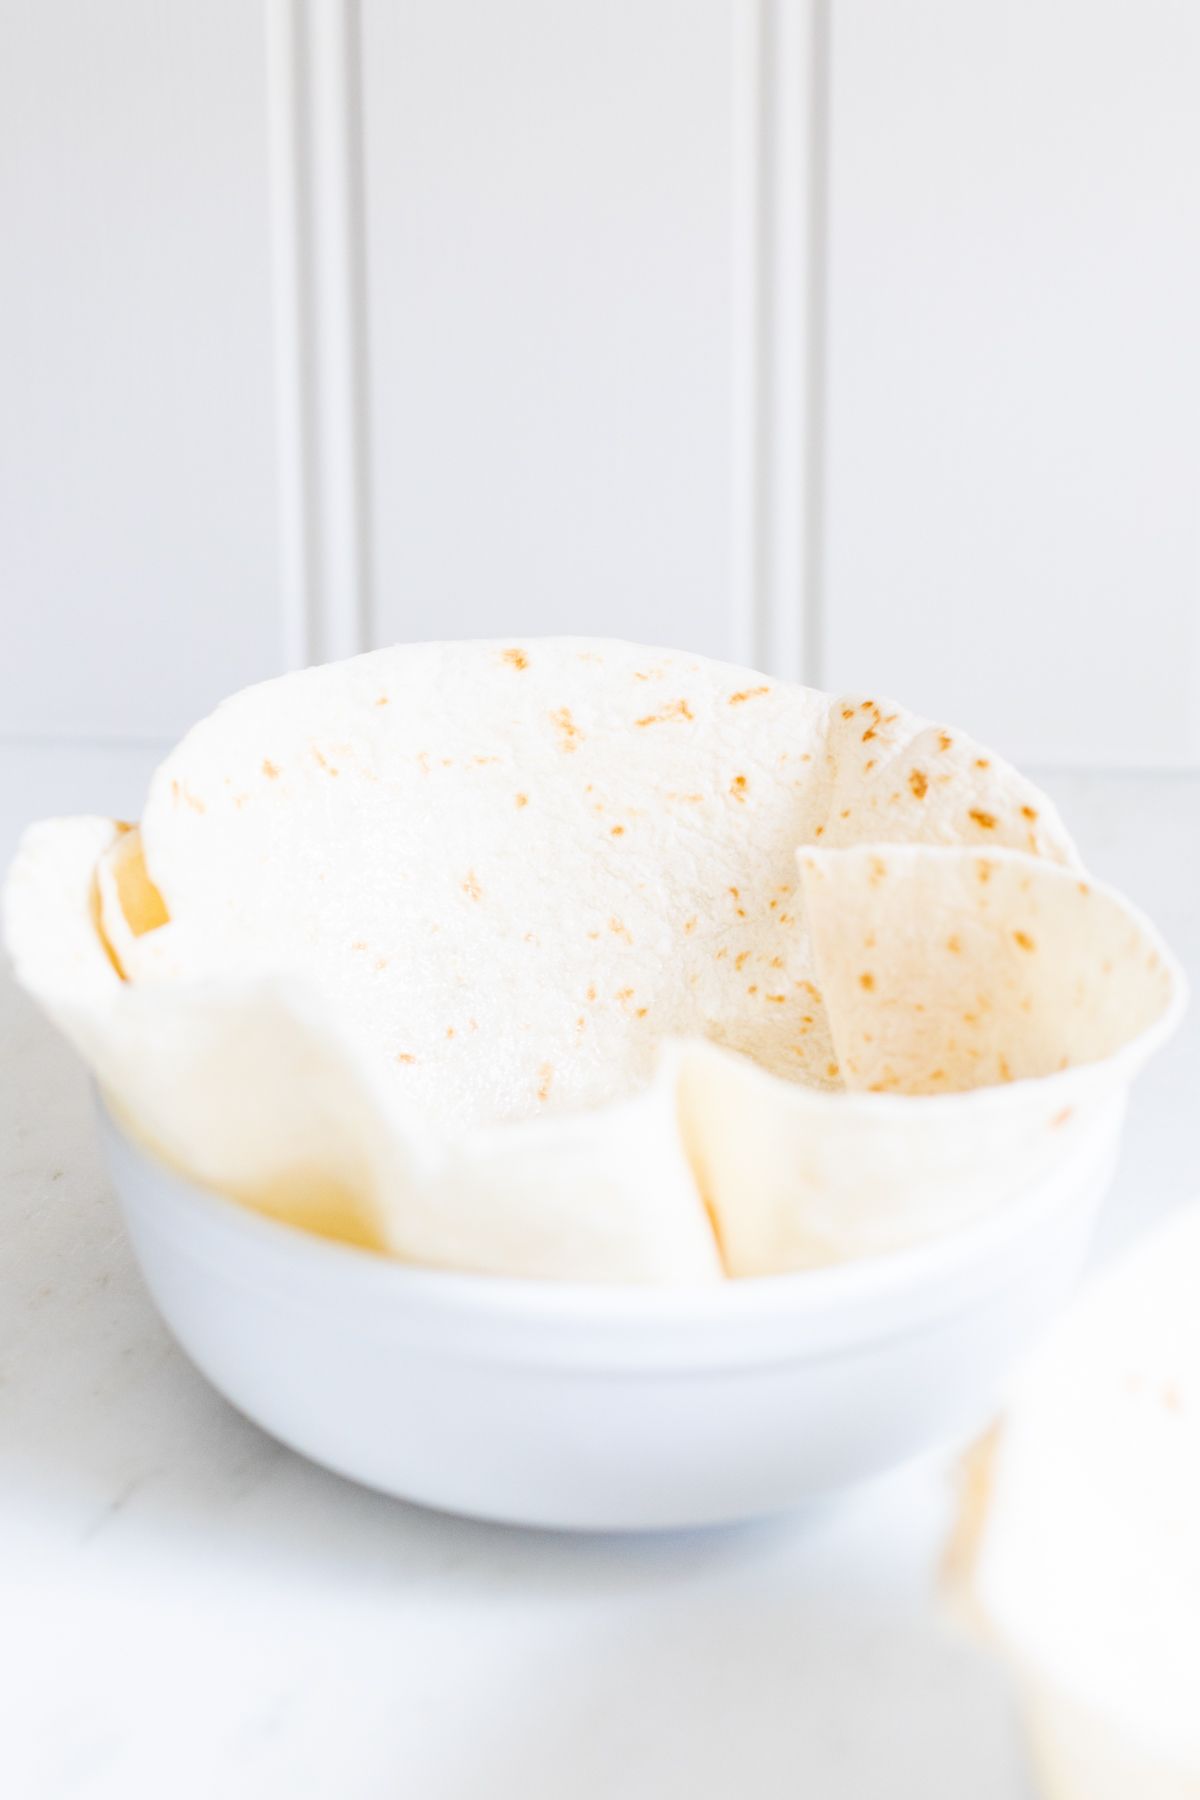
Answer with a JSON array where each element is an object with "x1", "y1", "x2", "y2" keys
[{"x1": 2, "y1": 747, "x2": 1196, "y2": 1800}]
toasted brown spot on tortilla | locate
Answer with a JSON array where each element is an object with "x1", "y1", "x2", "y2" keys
[
  {"x1": 859, "y1": 972, "x2": 875, "y2": 991},
  {"x1": 975, "y1": 757, "x2": 990, "y2": 769},
  {"x1": 779, "y1": 912, "x2": 795, "y2": 926},
  {"x1": 908, "y1": 768, "x2": 928, "y2": 799},
  {"x1": 947, "y1": 934, "x2": 962, "y2": 954},
  {"x1": 814, "y1": 824, "x2": 825, "y2": 837},
  {"x1": 684, "y1": 917, "x2": 698, "y2": 935},
  {"x1": 608, "y1": 917, "x2": 632, "y2": 943},
  {"x1": 537, "y1": 1063, "x2": 554, "y2": 1101},
  {"x1": 998, "y1": 1055, "x2": 1014, "y2": 1082},
  {"x1": 262, "y1": 760, "x2": 280, "y2": 780},
  {"x1": 351, "y1": 940, "x2": 368, "y2": 952},
  {"x1": 462, "y1": 870, "x2": 483, "y2": 901},
  {"x1": 869, "y1": 857, "x2": 887, "y2": 885},
  {"x1": 616, "y1": 987, "x2": 635, "y2": 1004},
  {"x1": 977, "y1": 859, "x2": 992, "y2": 883},
  {"x1": 550, "y1": 707, "x2": 582, "y2": 751},
  {"x1": 747, "y1": 984, "x2": 758, "y2": 995},
  {"x1": 862, "y1": 727, "x2": 877, "y2": 743},
  {"x1": 1021, "y1": 804, "x2": 1038, "y2": 821},
  {"x1": 729, "y1": 685, "x2": 770, "y2": 705},
  {"x1": 636, "y1": 698, "x2": 694, "y2": 727},
  {"x1": 766, "y1": 993, "x2": 786, "y2": 1004},
  {"x1": 395, "y1": 1052, "x2": 416, "y2": 1064},
  {"x1": 826, "y1": 1062, "x2": 840, "y2": 1079},
  {"x1": 1013, "y1": 929, "x2": 1036, "y2": 951},
  {"x1": 446, "y1": 1026, "x2": 456, "y2": 1039},
  {"x1": 969, "y1": 809, "x2": 997, "y2": 830},
  {"x1": 938, "y1": 732, "x2": 953, "y2": 752},
  {"x1": 841, "y1": 707, "x2": 855, "y2": 720},
  {"x1": 515, "y1": 792, "x2": 528, "y2": 808},
  {"x1": 730, "y1": 773, "x2": 748, "y2": 802},
  {"x1": 501, "y1": 647, "x2": 529, "y2": 670},
  {"x1": 735, "y1": 951, "x2": 750, "y2": 971},
  {"x1": 586, "y1": 983, "x2": 597, "y2": 1002},
  {"x1": 839, "y1": 808, "x2": 851, "y2": 819}
]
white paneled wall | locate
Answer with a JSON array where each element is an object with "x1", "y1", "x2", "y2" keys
[
  {"x1": 0, "y1": 0, "x2": 281, "y2": 740},
  {"x1": 363, "y1": 0, "x2": 742, "y2": 660},
  {"x1": 821, "y1": 0, "x2": 1200, "y2": 768},
  {"x1": 2, "y1": 0, "x2": 1196, "y2": 765}
]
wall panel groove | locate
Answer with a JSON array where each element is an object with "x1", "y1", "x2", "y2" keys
[
  {"x1": 267, "y1": 0, "x2": 373, "y2": 669},
  {"x1": 731, "y1": 0, "x2": 828, "y2": 684}
]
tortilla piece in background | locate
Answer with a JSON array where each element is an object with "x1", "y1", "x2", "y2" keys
[{"x1": 947, "y1": 1204, "x2": 1200, "y2": 1799}]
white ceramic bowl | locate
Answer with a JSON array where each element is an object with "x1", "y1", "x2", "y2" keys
[{"x1": 99, "y1": 1098, "x2": 1124, "y2": 1531}]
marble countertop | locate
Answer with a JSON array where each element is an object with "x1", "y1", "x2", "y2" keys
[{"x1": 2, "y1": 747, "x2": 1196, "y2": 1800}]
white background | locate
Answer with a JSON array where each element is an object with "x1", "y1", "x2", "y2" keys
[{"x1": 3, "y1": 0, "x2": 1197, "y2": 765}]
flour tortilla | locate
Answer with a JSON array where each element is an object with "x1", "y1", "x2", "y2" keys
[
  {"x1": 952, "y1": 1205, "x2": 1200, "y2": 1795},
  {"x1": 681, "y1": 846, "x2": 1179, "y2": 1274},
  {"x1": 2, "y1": 639, "x2": 1181, "y2": 1281},
  {"x1": 6, "y1": 817, "x2": 719, "y2": 1280}
]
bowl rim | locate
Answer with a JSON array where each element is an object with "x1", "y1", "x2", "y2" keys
[{"x1": 99, "y1": 1092, "x2": 1122, "y2": 1335}]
